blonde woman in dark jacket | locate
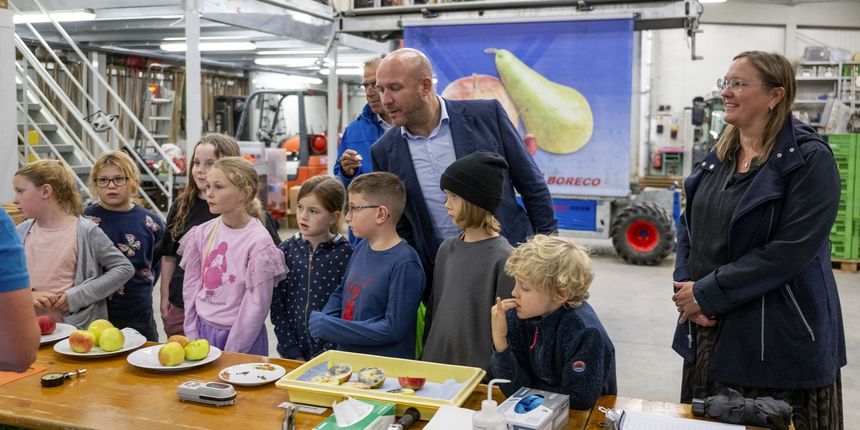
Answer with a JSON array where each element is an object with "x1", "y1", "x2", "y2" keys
[{"x1": 672, "y1": 51, "x2": 845, "y2": 430}]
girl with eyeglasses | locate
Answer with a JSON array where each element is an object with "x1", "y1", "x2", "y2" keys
[
  {"x1": 14, "y1": 160, "x2": 134, "y2": 330},
  {"x1": 84, "y1": 151, "x2": 166, "y2": 341}
]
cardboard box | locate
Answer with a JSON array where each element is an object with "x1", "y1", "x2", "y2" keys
[
  {"x1": 497, "y1": 387, "x2": 569, "y2": 430},
  {"x1": 289, "y1": 185, "x2": 301, "y2": 213},
  {"x1": 312, "y1": 399, "x2": 395, "y2": 429}
]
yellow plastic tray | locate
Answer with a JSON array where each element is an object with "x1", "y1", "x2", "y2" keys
[{"x1": 276, "y1": 350, "x2": 485, "y2": 420}]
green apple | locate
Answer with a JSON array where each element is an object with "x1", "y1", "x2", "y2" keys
[
  {"x1": 99, "y1": 327, "x2": 125, "y2": 352},
  {"x1": 158, "y1": 341, "x2": 185, "y2": 366},
  {"x1": 184, "y1": 339, "x2": 210, "y2": 361},
  {"x1": 69, "y1": 330, "x2": 96, "y2": 353},
  {"x1": 87, "y1": 319, "x2": 114, "y2": 344}
]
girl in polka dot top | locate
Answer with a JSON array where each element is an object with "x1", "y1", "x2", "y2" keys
[{"x1": 271, "y1": 176, "x2": 353, "y2": 360}]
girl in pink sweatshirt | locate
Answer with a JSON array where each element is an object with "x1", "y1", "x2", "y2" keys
[{"x1": 179, "y1": 157, "x2": 287, "y2": 354}]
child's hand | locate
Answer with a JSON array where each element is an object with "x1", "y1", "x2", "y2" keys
[
  {"x1": 32, "y1": 291, "x2": 56, "y2": 309},
  {"x1": 307, "y1": 311, "x2": 323, "y2": 340},
  {"x1": 51, "y1": 292, "x2": 69, "y2": 313},
  {"x1": 491, "y1": 297, "x2": 517, "y2": 353}
]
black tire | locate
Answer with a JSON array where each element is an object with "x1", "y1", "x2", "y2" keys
[{"x1": 610, "y1": 202, "x2": 674, "y2": 265}]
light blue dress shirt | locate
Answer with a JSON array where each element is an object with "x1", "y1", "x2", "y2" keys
[
  {"x1": 401, "y1": 96, "x2": 461, "y2": 242},
  {"x1": 376, "y1": 114, "x2": 393, "y2": 133}
]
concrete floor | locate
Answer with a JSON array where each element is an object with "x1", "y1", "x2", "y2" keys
[{"x1": 151, "y1": 229, "x2": 860, "y2": 422}]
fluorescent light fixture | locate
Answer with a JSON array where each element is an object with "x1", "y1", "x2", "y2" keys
[
  {"x1": 255, "y1": 57, "x2": 320, "y2": 67},
  {"x1": 252, "y1": 73, "x2": 323, "y2": 88},
  {"x1": 258, "y1": 50, "x2": 325, "y2": 56},
  {"x1": 159, "y1": 42, "x2": 257, "y2": 52},
  {"x1": 162, "y1": 36, "x2": 252, "y2": 41},
  {"x1": 320, "y1": 68, "x2": 364, "y2": 76},
  {"x1": 14, "y1": 10, "x2": 96, "y2": 24}
]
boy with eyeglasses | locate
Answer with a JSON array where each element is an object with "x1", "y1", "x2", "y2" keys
[{"x1": 308, "y1": 172, "x2": 425, "y2": 359}]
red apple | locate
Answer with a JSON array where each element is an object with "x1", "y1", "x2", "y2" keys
[
  {"x1": 398, "y1": 376, "x2": 426, "y2": 390},
  {"x1": 38, "y1": 315, "x2": 56, "y2": 335},
  {"x1": 69, "y1": 330, "x2": 95, "y2": 353},
  {"x1": 524, "y1": 133, "x2": 538, "y2": 156},
  {"x1": 442, "y1": 74, "x2": 520, "y2": 129}
]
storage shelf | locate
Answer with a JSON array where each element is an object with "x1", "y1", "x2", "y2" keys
[{"x1": 795, "y1": 99, "x2": 828, "y2": 104}]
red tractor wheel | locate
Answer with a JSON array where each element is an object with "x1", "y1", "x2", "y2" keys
[{"x1": 611, "y1": 202, "x2": 674, "y2": 265}]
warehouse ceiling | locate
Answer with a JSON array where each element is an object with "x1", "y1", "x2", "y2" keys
[
  {"x1": 11, "y1": 0, "x2": 390, "y2": 81},
  {"x1": 10, "y1": 0, "x2": 850, "y2": 80}
]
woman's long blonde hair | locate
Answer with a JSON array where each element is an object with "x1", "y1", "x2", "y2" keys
[
  {"x1": 16, "y1": 160, "x2": 83, "y2": 216},
  {"x1": 170, "y1": 133, "x2": 240, "y2": 239},
  {"x1": 211, "y1": 157, "x2": 266, "y2": 224},
  {"x1": 713, "y1": 51, "x2": 795, "y2": 164}
]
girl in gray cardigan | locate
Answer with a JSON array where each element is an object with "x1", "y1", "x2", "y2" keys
[{"x1": 14, "y1": 160, "x2": 134, "y2": 329}]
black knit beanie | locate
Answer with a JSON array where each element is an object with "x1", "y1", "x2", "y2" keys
[{"x1": 440, "y1": 150, "x2": 508, "y2": 214}]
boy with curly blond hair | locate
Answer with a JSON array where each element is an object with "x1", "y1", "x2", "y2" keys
[{"x1": 491, "y1": 234, "x2": 616, "y2": 409}]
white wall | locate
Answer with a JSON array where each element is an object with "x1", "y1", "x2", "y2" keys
[
  {"x1": 651, "y1": 24, "x2": 786, "y2": 118},
  {"x1": 650, "y1": 1, "x2": 860, "y2": 118}
]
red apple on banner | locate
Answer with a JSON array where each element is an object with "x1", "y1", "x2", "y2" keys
[
  {"x1": 524, "y1": 134, "x2": 538, "y2": 156},
  {"x1": 442, "y1": 74, "x2": 520, "y2": 130}
]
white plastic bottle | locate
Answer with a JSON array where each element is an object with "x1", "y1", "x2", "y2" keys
[{"x1": 472, "y1": 378, "x2": 510, "y2": 430}]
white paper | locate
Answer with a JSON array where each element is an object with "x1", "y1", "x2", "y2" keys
[
  {"x1": 424, "y1": 405, "x2": 475, "y2": 430},
  {"x1": 621, "y1": 410, "x2": 746, "y2": 430}
]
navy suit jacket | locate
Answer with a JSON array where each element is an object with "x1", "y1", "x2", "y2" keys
[{"x1": 371, "y1": 98, "x2": 557, "y2": 281}]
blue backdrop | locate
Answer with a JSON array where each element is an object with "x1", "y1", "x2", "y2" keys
[{"x1": 405, "y1": 19, "x2": 633, "y2": 197}]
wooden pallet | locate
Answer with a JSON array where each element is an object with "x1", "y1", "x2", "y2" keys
[
  {"x1": 832, "y1": 259, "x2": 859, "y2": 273},
  {"x1": 639, "y1": 175, "x2": 684, "y2": 189}
]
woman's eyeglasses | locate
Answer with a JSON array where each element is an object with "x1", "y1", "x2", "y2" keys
[{"x1": 717, "y1": 78, "x2": 768, "y2": 93}]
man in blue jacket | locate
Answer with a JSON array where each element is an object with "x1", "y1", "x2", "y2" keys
[
  {"x1": 372, "y1": 48, "x2": 557, "y2": 301},
  {"x1": 334, "y1": 54, "x2": 391, "y2": 189}
]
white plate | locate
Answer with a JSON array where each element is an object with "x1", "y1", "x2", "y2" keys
[
  {"x1": 126, "y1": 344, "x2": 222, "y2": 371},
  {"x1": 53, "y1": 328, "x2": 147, "y2": 358},
  {"x1": 40, "y1": 323, "x2": 76, "y2": 345},
  {"x1": 218, "y1": 362, "x2": 286, "y2": 386}
]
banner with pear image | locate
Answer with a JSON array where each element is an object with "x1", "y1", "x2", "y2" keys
[{"x1": 406, "y1": 19, "x2": 633, "y2": 197}]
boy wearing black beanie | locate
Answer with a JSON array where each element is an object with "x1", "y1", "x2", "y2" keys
[{"x1": 422, "y1": 150, "x2": 516, "y2": 378}]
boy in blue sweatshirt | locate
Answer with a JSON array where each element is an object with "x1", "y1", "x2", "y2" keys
[
  {"x1": 490, "y1": 235, "x2": 616, "y2": 410},
  {"x1": 308, "y1": 172, "x2": 425, "y2": 359}
]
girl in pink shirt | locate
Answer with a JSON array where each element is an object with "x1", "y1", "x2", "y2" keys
[{"x1": 179, "y1": 157, "x2": 288, "y2": 354}]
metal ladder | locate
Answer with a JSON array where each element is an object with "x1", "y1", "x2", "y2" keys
[{"x1": 11, "y1": 0, "x2": 180, "y2": 217}]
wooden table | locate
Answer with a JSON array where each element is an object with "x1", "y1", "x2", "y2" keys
[
  {"x1": 585, "y1": 396, "x2": 778, "y2": 430},
  {"x1": 0, "y1": 344, "x2": 591, "y2": 429}
]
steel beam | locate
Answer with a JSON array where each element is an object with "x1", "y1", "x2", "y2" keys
[{"x1": 337, "y1": 0, "x2": 691, "y2": 38}]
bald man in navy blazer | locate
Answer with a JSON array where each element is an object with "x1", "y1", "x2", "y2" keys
[{"x1": 370, "y1": 48, "x2": 557, "y2": 303}]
